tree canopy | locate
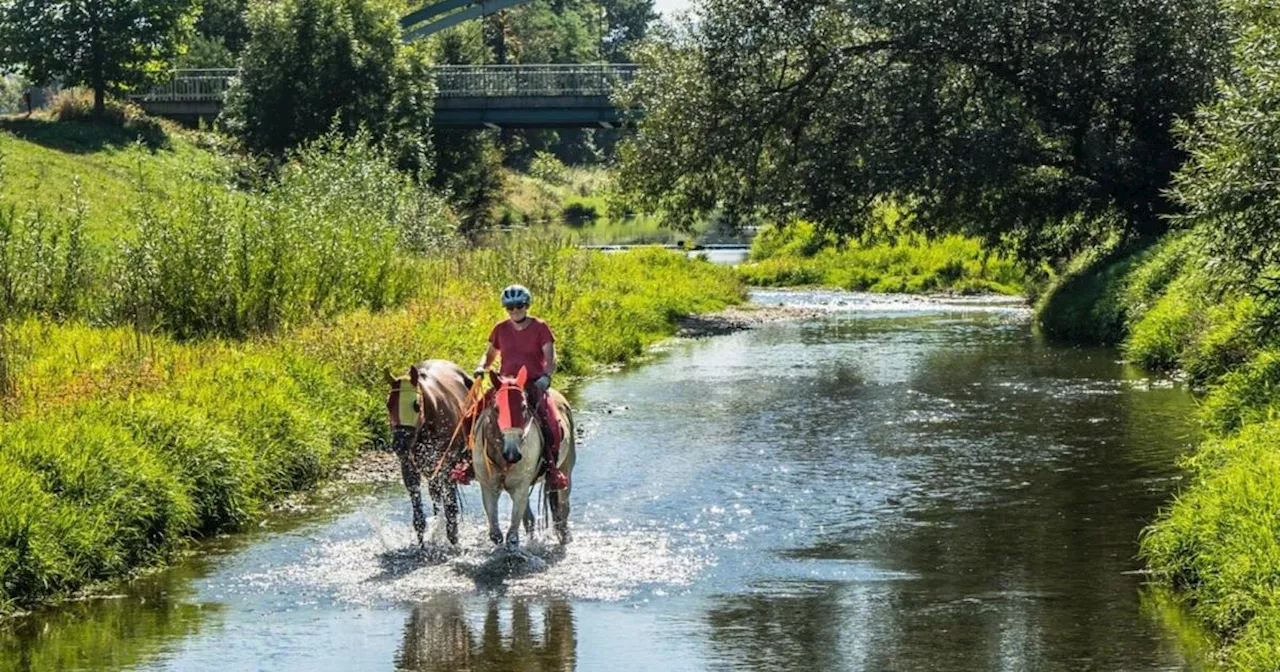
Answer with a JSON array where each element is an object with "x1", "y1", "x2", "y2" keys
[
  {"x1": 0, "y1": 0, "x2": 199, "y2": 116},
  {"x1": 223, "y1": 0, "x2": 435, "y2": 171},
  {"x1": 1168, "y1": 0, "x2": 1280, "y2": 296},
  {"x1": 616, "y1": 0, "x2": 1227, "y2": 260}
]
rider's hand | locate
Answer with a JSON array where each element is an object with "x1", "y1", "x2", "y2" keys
[
  {"x1": 534, "y1": 374, "x2": 551, "y2": 392},
  {"x1": 473, "y1": 368, "x2": 486, "y2": 382}
]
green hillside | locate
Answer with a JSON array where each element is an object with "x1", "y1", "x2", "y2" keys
[{"x1": 0, "y1": 117, "x2": 228, "y2": 244}]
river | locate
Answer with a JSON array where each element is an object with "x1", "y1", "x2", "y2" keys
[{"x1": 2, "y1": 290, "x2": 1205, "y2": 671}]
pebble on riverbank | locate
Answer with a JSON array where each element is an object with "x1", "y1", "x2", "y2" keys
[{"x1": 674, "y1": 304, "x2": 825, "y2": 338}]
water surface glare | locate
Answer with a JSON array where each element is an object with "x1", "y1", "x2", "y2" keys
[{"x1": 3, "y1": 290, "x2": 1204, "y2": 671}]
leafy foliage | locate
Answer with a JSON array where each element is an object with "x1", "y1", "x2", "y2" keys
[
  {"x1": 0, "y1": 74, "x2": 24, "y2": 114},
  {"x1": 223, "y1": 0, "x2": 435, "y2": 171},
  {"x1": 0, "y1": 0, "x2": 199, "y2": 115},
  {"x1": 1167, "y1": 0, "x2": 1280, "y2": 299},
  {"x1": 617, "y1": 0, "x2": 1227, "y2": 261}
]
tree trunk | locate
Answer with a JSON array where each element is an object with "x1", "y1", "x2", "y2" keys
[{"x1": 90, "y1": 5, "x2": 105, "y2": 119}]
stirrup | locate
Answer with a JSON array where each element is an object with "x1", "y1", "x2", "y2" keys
[
  {"x1": 545, "y1": 467, "x2": 569, "y2": 491},
  {"x1": 448, "y1": 459, "x2": 473, "y2": 485}
]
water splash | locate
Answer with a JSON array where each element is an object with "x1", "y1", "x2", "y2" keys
[{"x1": 248, "y1": 517, "x2": 711, "y2": 606}]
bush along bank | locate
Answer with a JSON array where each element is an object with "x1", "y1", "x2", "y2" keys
[
  {"x1": 1034, "y1": 236, "x2": 1280, "y2": 667},
  {"x1": 0, "y1": 120, "x2": 745, "y2": 614},
  {"x1": 738, "y1": 221, "x2": 1029, "y2": 295}
]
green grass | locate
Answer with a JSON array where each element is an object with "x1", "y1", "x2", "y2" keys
[
  {"x1": 1037, "y1": 228, "x2": 1280, "y2": 668},
  {"x1": 0, "y1": 116, "x2": 228, "y2": 247},
  {"x1": 737, "y1": 221, "x2": 1028, "y2": 295}
]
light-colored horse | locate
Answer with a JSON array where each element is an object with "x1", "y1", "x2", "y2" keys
[
  {"x1": 384, "y1": 360, "x2": 473, "y2": 547},
  {"x1": 471, "y1": 368, "x2": 576, "y2": 548}
]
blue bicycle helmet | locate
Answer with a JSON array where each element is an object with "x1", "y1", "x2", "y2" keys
[{"x1": 501, "y1": 284, "x2": 532, "y2": 308}]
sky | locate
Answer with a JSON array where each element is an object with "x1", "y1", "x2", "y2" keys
[{"x1": 653, "y1": 0, "x2": 692, "y2": 18}]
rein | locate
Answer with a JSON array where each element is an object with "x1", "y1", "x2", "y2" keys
[{"x1": 427, "y1": 379, "x2": 487, "y2": 480}]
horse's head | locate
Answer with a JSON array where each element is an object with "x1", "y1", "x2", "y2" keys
[
  {"x1": 489, "y1": 366, "x2": 530, "y2": 464},
  {"x1": 385, "y1": 366, "x2": 426, "y2": 454}
]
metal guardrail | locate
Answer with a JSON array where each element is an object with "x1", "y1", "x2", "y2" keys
[
  {"x1": 432, "y1": 64, "x2": 639, "y2": 97},
  {"x1": 134, "y1": 65, "x2": 638, "y2": 103},
  {"x1": 132, "y1": 68, "x2": 239, "y2": 102}
]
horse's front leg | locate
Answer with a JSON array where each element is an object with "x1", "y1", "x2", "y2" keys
[
  {"x1": 395, "y1": 441, "x2": 427, "y2": 546},
  {"x1": 506, "y1": 485, "x2": 531, "y2": 548},
  {"x1": 481, "y1": 484, "x2": 503, "y2": 546},
  {"x1": 426, "y1": 476, "x2": 459, "y2": 547}
]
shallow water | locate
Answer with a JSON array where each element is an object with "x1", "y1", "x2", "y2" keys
[{"x1": 2, "y1": 290, "x2": 1205, "y2": 671}]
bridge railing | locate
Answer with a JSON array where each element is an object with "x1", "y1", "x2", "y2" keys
[
  {"x1": 432, "y1": 64, "x2": 639, "y2": 97},
  {"x1": 132, "y1": 68, "x2": 239, "y2": 102},
  {"x1": 134, "y1": 64, "x2": 638, "y2": 103}
]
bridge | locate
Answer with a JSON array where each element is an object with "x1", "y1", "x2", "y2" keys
[{"x1": 133, "y1": 64, "x2": 640, "y2": 128}]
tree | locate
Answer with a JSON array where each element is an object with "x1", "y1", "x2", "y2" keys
[
  {"x1": 176, "y1": 0, "x2": 249, "y2": 68},
  {"x1": 0, "y1": 0, "x2": 198, "y2": 117},
  {"x1": 616, "y1": 0, "x2": 1227, "y2": 261},
  {"x1": 1168, "y1": 1, "x2": 1280, "y2": 297},
  {"x1": 223, "y1": 0, "x2": 435, "y2": 172},
  {"x1": 0, "y1": 73, "x2": 24, "y2": 113},
  {"x1": 601, "y1": 0, "x2": 653, "y2": 62},
  {"x1": 425, "y1": 23, "x2": 506, "y2": 234}
]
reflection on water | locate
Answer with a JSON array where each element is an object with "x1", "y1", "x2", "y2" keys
[
  {"x1": 0, "y1": 575, "x2": 215, "y2": 672},
  {"x1": 3, "y1": 291, "x2": 1209, "y2": 670},
  {"x1": 397, "y1": 597, "x2": 575, "y2": 672}
]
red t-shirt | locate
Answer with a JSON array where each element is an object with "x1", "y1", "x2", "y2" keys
[{"x1": 488, "y1": 318, "x2": 555, "y2": 379}]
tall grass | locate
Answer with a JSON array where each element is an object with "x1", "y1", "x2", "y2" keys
[
  {"x1": 739, "y1": 221, "x2": 1028, "y2": 295},
  {"x1": 116, "y1": 133, "x2": 444, "y2": 337},
  {"x1": 0, "y1": 128, "x2": 453, "y2": 337}
]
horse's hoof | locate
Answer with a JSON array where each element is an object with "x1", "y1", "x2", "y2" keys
[
  {"x1": 505, "y1": 534, "x2": 520, "y2": 549},
  {"x1": 489, "y1": 531, "x2": 504, "y2": 545}
]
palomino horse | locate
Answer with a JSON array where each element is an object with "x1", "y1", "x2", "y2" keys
[
  {"x1": 385, "y1": 360, "x2": 472, "y2": 547},
  {"x1": 471, "y1": 367, "x2": 576, "y2": 548}
]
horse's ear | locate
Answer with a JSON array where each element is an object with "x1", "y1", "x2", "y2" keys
[
  {"x1": 382, "y1": 368, "x2": 397, "y2": 386},
  {"x1": 408, "y1": 365, "x2": 420, "y2": 383},
  {"x1": 488, "y1": 370, "x2": 501, "y2": 388},
  {"x1": 515, "y1": 366, "x2": 528, "y2": 388}
]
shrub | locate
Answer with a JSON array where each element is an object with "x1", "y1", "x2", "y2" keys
[
  {"x1": 561, "y1": 200, "x2": 600, "y2": 227},
  {"x1": 529, "y1": 151, "x2": 568, "y2": 186},
  {"x1": 45, "y1": 89, "x2": 169, "y2": 149}
]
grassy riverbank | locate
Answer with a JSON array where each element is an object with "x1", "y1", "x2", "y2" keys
[
  {"x1": 1036, "y1": 236, "x2": 1280, "y2": 667},
  {"x1": 498, "y1": 164, "x2": 698, "y2": 246},
  {"x1": 0, "y1": 118, "x2": 744, "y2": 615},
  {"x1": 737, "y1": 221, "x2": 1028, "y2": 295}
]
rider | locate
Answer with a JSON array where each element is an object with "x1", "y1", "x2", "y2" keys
[{"x1": 475, "y1": 284, "x2": 569, "y2": 491}]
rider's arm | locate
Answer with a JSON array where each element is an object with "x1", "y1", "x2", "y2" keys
[
  {"x1": 542, "y1": 341, "x2": 557, "y2": 377},
  {"x1": 476, "y1": 343, "x2": 497, "y2": 374}
]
